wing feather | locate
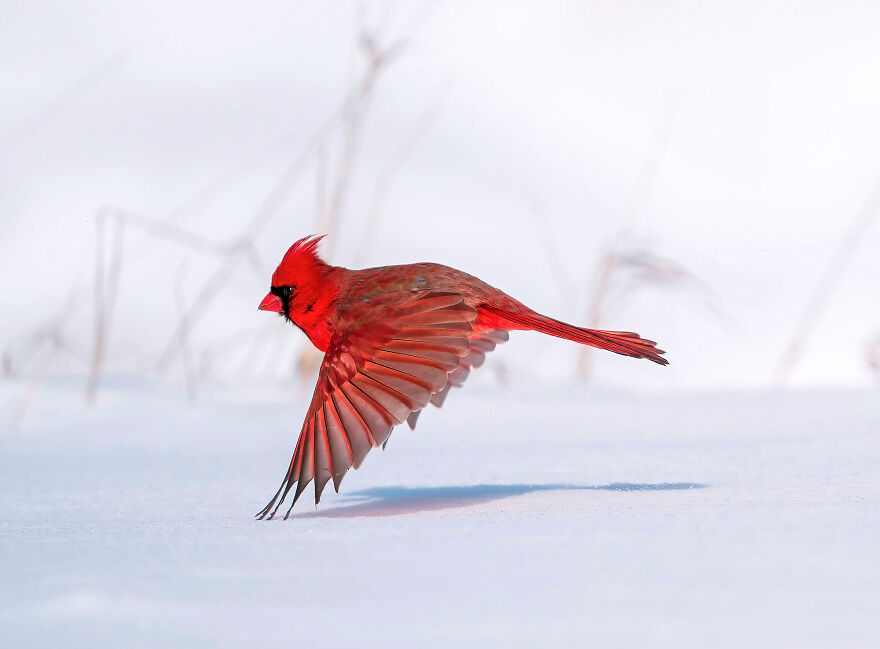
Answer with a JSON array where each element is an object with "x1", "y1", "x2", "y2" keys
[
  {"x1": 313, "y1": 409, "x2": 333, "y2": 503},
  {"x1": 291, "y1": 420, "x2": 314, "y2": 508},
  {"x1": 257, "y1": 290, "x2": 477, "y2": 519},
  {"x1": 323, "y1": 400, "x2": 353, "y2": 491},
  {"x1": 361, "y1": 360, "x2": 437, "y2": 395},
  {"x1": 331, "y1": 390, "x2": 374, "y2": 464},
  {"x1": 368, "y1": 353, "x2": 452, "y2": 388},
  {"x1": 396, "y1": 293, "x2": 464, "y2": 312},
  {"x1": 407, "y1": 329, "x2": 509, "y2": 429},
  {"x1": 341, "y1": 382, "x2": 395, "y2": 445},
  {"x1": 349, "y1": 373, "x2": 416, "y2": 421}
]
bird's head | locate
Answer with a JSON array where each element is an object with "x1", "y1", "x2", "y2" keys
[{"x1": 259, "y1": 235, "x2": 333, "y2": 323}]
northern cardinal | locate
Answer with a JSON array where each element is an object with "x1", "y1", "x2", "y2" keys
[{"x1": 257, "y1": 235, "x2": 667, "y2": 519}]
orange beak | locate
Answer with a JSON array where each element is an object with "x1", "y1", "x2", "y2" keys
[{"x1": 258, "y1": 292, "x2": 282, "y2": 313}]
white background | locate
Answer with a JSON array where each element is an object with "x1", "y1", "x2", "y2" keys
[{"x1": 2, "y1": 1, "x2": 879, "y2": 392}]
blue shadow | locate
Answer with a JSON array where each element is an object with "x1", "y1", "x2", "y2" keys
[{"x1": 292, "y1": 482, "x2": 707, "y2": 519}]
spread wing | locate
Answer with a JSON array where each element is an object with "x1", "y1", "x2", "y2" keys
[
  {"x1": 257, "y1": 291, "x2": 477, "y2": 520},
  {"x1": 405, "y1": 328, "x2": 509, "y2": 429}
]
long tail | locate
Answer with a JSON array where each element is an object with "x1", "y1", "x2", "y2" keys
[{"x1": 479, "y1": 305, "x2": 668, "y2": 365}]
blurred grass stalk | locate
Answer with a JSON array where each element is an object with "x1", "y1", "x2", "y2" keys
[
  {"x1": 81, "y1": 18, "x2": 421, "y2": 407},
  {"x1": 576, "y1": 89, "x2": 680, "y2": 380},
  {"x1": 867, "y1": 333, "x2": 880, "y2": 379},
  {"x1": 772, "y1": 179, "x2": 880, "y2": 386}
]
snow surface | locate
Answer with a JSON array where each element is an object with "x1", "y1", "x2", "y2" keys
[{"x1": 1, "y1": 381, "x2": 879, "y2": 647}]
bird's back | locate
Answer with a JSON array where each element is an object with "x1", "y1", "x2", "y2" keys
[{"x1": 340, "y1": 262, "x2": 521, "y2": 310}]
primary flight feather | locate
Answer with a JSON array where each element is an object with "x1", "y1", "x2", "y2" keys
[{"x1": 256, "y1": 235, "x2": 667, "y2": 519}]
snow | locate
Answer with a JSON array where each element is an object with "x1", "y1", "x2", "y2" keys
[{"x1": 1, "y1": 381, "x2": 878, "y2": 647}]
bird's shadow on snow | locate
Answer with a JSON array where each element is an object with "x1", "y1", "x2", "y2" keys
[{"x1": 292, "y1": 482, "x2": 707, "y2": 519}]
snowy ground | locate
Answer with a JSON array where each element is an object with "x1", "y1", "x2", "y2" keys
[{"x1": 1, "y1": 381, "x2": 878, "y2": 648}]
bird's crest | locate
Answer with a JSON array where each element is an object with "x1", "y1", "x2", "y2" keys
[{"x1": 271, "y1": 234, "x2": 328, "y2": 287}]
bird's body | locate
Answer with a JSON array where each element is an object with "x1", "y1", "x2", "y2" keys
[
  {"x1": 277, "y1": 261, "x2": 529, "y2": 348},
  {"x1": 257, "y1": 236, "x2": 667, "y2": 519}
]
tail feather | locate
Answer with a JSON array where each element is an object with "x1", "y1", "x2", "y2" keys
[{"x1": 480, "y1": 305, "x2": 668, "y2": 365}]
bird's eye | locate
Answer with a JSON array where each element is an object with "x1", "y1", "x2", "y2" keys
[{"x1": 281, "y1": 286, "x2": 294, "y2": 299}]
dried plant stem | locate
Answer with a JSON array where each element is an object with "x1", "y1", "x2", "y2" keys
[
  {"x1": 0, "y1": 55, "x2": 124, "y2": 153},
  {"x1": 574, "y1": 250, "x2": 618, "y2": 379},
  {"x1": 524, "y1": 203, "x2": 576, "y2": 306},
  {"x1": 621, "y1": 88, "x2": 679, "y2": 233},
  {"x1": 86, "y1": 213, "x2": 107, "y2": 403},
  {"x1": 575, "y1": 90, "x2": 679, "y2": 380},
  {"x1": 867, "y1": 334, "x2": 880, "y2": 377},
  {"x1": 296, "y1": 38, "x2": 402, "y2": 379},
  {"x1": 174, "y1": 265, "x2": 198, "y2": 402},
  {"x1": 772, "y1": 179, "x2": 880, "y2": 386},
  {"x1": 354, "y1": 83, "x2": 449, "y2": 266},
  {"x1": 86, "y1": 208, "x2": 125, "y2": 403},
  {"x1": 157, "y1": 32, "x2": 402, "y2": 374},
  {"x1": 11, "y1": 340, "x2": 54, "y2": 428},
  {"x1": 319, "y1": 89, "x2": 372, "y2": 245},
  {"x1": 87, "y1": 205, "x2": 230, "y2": 402}
]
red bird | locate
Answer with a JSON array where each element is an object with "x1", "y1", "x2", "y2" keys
[{"x1": 257, "y1": 235, "x2": 667, "y2": 519}]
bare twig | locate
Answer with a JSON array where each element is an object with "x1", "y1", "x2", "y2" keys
[
  {"x1": 319, "y1": 33, "x2": 404, "y2": 257},
  {"x1": 621, "y1": 88, "x2": 680, "y2": 233},
  {"x1": 0, "y1": 54, "x2": 124, "y2": 154},
  {"x1": 11, "y1": 285, "x2": 83, "y2": 427},
  {"x1": 772, "y1": 179, "x2": 880, "y2": 386},
  {"x1": 315, "y1": 142, "x2": 328, "y2": 231},
  {"x1": 574, "y1": 250, "x2": 618, "y2": 379},
  {"x1": 157, "y1": 29, "x2": 405, "y2": 372},
  {"x1": 86, "y1": 207, "x2": 122, "y2": 403},
  {"x1": 11, "y1": 339, "x2": 54, "y2": 428},
  {"x1": 86, "y1": 204, "x2": 233, "y2": 402},
  {"x1": 174, "y1": 265, "x2": 198, "y2": 402},
  {"x1": 867, "y1": 333, "x2": 880, "y2": 378},
  {"x1": 16, "y1": 10, "x2": 435, "y2": 407},
  {"x1": 295, "y1": 31, "x2": 409, "y2": 378},
  {"x1": 575, "y1": 90, "x2": 680, "y2": 379},
  {"x1": 524, "y1": 203, "x2": 579, "y2": 308},
  {"x1": 354, "y1": 81, "x2": 450, "y2": 266}
]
